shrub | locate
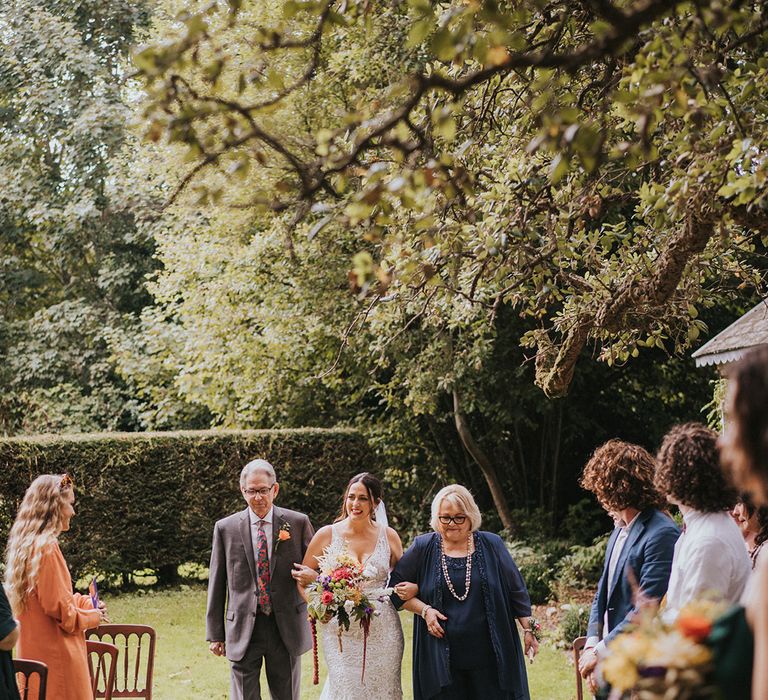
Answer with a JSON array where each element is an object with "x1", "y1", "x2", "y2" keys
[
  {"x1": 0, "y1": 428, "x2": 375, "y2": 583},
  {"x1": 557, "y1": 603, "x2": 591, "y2": 647},
  {"x1": 555, "y1": 534, "x2": 610, "y2": 592},
  {"x1": 505, "y1": 539, "x2": 572, "y2": 604},
  {"x1": 558, "y1": 499, "x2": 610, "y2": 546}
]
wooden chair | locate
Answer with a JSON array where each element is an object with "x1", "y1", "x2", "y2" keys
[
  {"x1": 86, "y1": 624, "x2": 156, "y2": 699},
  {"x1": 13, "y1": 658, "x2": 48, "y2": 700},
  {"x1": 87, "y1": 639, "x2": 119, "y2": 700},
  {"x1": 573, "y1": 636, "x2": 587, "y2": 700}
]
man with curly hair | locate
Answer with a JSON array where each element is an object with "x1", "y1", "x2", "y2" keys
[
  {"x1": 578, "y1": 440, "x2": 680, "y2": 696},
  {"x1": 656, "y1": 422, "x2": 751, "y2": 617}
]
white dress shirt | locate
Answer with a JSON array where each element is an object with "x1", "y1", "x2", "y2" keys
[
  {"x1": 664, "y1": 509, "x2": 751, "y2": 618},
  {"x1": 248, "y1": 506, "x2": 274, "y2": 561}
]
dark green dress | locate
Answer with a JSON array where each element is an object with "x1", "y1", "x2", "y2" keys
[{"x1": 708, "y1": 605, "x2": 752, "y2": 700}]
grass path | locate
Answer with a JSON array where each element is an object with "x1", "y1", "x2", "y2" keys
[{"x1": 106, "y1": 588, "x2": 579, "y2": 699}]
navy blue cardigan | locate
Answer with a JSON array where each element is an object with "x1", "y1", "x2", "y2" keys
[{"x1": 390, "y1": 531, "x2": 532, "y2": 700}]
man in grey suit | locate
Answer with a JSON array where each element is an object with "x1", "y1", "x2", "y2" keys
[{"x1": 206, "y1": 459, "x2": 314, "y2": 700}]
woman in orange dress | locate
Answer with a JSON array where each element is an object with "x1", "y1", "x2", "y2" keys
[{"x1": 3, "y1": 474, "x2": 106, "y2": 700}]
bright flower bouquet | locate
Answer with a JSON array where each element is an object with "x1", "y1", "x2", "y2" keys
[
  {"x1": 602, "y1": 600, "x2": 725, "y2": 699},
  {"x1": 306, "y1": 543, "x2": 392, "y2": 684}
]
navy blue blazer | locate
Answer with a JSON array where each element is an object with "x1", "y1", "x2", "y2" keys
[
  {"x1": 587, "y1": 508, "x2": 680, "y2": 643},
  {"x1": 390, "y1": 531, "x2": 531, "y2": 700}
]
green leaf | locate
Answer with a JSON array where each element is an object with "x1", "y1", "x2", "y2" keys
[
  {"x1": 407, "y1": 18, "x2": 433, "y2": 46},
  {"x1": 549, "y1": 154, "x2": 570, "y2": 184},
  {"x1": 435, "y1": 116, "x2": 457, "y2": 142}
]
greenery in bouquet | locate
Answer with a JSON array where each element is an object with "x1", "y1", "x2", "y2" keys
[
  {"x1": 306, "y1": 543, "x2": 392, "y2": 684},
  {"x1": 602, "y1": 600, "x2": 726, "y2": 699}
]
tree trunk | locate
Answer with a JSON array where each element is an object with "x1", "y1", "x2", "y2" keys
[
  {"x1": 452, "y1": 388, "x2": 515, "y2": 533},
  {"x1": 157, "y1": 563, "x2": 179, "y2": 586},
  {"x1": 512, "y1": 422, "x2": 530, "y2": 512},
  {"x1": 549, "y1": 401, "x2": 563, "y2": 525},
  {"x1": 538, "y1": 413, "x2": 548, "y2": 509}
]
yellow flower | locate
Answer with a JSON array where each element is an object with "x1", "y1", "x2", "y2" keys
[{"x1": 602, "y1": 653, "x2": 639, "y2": 693}]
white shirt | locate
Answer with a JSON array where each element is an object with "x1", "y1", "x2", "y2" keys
[
  {"x1": 248, "y1": 506, "x2": 274, "y2": 561},
  {"x1": 664, "y1": 509, "x2": 751, "y2": 618}
]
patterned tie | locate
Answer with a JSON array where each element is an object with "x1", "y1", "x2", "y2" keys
[{"x1": 256, "y1": 520, "x2": 272, "y2": 615}]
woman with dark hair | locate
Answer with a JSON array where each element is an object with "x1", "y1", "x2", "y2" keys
[
  {"x1": 731, "y1": 493, "x2": 768, "y2": 570},
  {"x1": 294, "y1": 473, "x2": 415, "y2": 698},
  {"x1": 3, "y1": 474, "x2": 108, "y2": 700},
  {"x1": 655, "y1": 423, "x2": 751, "y2": 617},
  {"x1": 718, "y1": 346, "x2": 768, "y2": 698}
]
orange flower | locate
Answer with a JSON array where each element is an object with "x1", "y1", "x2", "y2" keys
[
  {"x1": 676, "y1": 614, "x2": 712, "y2": 643},
  {"x1": 278, "y1": 529, "x2": 291, "y2": 542}
]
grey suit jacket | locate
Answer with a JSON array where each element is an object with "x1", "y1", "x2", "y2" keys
[{"x1": 205, "y1": 505, "x2": 314, "y2": 662}]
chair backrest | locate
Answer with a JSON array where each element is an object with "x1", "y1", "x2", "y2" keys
[
  {"x1": 86, "y1": 624, "x2": 156, "y2": 699},
  {"x1": 13, "y1": 658, "x2": 48, "y2": 700},
  {"x1": 572, "y1": 636, "x2": 587, "y2": 700},
  {"x1": 87, "y1": 639, "x2": 119, "y2": 700}
]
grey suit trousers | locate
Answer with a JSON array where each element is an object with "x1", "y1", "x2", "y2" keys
[{"x1": 229, "y1": 612, "x2": 300, "y2": 700}]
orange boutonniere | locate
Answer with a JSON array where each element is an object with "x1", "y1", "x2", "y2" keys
[{"x1": 275, "y1": 521, "x2": 291, "y2": 550}]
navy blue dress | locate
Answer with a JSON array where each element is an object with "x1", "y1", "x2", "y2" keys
[
  {"x1": 0, "y1": 586, "x2": 20, "y2": 700},
  {"x1": 390, "y1": 531, "x2": 531, "y2": 700}
]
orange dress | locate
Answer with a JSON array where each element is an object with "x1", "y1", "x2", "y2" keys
[{"x1": 17, "y1": 543, "x2": 101, "y2": 700}]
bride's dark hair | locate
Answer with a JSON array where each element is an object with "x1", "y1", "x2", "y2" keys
[{"x1": 335, "y1": 472, "x2": 382, "y2": 522}]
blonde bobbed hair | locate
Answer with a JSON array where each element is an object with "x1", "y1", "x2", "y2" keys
[
  {"x1": 4, "y1": 474, "x2": 73, "y2": 615},
  {"x1": 430, "y1": 484, "x2": 482, "y2": 532}
]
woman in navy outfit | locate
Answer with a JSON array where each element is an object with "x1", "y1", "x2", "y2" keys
[
  {"x1": 390, "y1": 484, "x2": 537, "y2": 699},
  {"x1": 0, "y1": 584, "x2": 20, "y2": 700}
]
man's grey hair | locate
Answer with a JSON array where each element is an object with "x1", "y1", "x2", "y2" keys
[{"x1": 239, "y1": 459, "x2": 277, "y2": 487}]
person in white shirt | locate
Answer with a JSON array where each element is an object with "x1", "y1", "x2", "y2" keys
[
  {"x1": 655, "y1": 422, "x2": 751, "y2": 618},
  {"x1": 578, "y1": 440, "x2": 680, "y2": 697}
]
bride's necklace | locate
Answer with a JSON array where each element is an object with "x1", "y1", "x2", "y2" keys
[{"x1": 440, "y1": 533, "x2": 473, "y2": 601}]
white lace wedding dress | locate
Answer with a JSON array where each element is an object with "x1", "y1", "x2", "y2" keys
[{"x1": 319, "y1": 523, "x2": 404, "y2": 699}]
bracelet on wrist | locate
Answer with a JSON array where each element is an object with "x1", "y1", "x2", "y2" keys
[
  {"x1": 523, "y1": 628, "x2": 533, "y2": 634},
  {"x1": 421, "y1": 605, "x2": 432, "y2": 620}
]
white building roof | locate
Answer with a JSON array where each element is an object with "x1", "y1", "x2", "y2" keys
[{"x1": 692, "y1": 299, "x2": 768, "y2": 367}]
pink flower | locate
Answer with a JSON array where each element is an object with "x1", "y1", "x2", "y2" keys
[{"x1": 321, "y1": 591, "x2": 334, "y2": 605}]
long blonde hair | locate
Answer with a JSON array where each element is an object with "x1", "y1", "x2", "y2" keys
[{"x1": 4, "y1": 474, "x2": 72, "y2": 615}]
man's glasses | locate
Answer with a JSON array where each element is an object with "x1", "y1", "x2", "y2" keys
[
  {"x1": 438, "y1": 515, "x2": 467, "y2": 525},
  {"x1": 243, "y1": 485, "x2": 275, "y2": 498}
]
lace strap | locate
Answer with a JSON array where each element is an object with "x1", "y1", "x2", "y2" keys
[
  {"x1": 378, "y1": 522, "x2": 392, "y2": 569},
  {"x1": 330, "y1": 522, "x2": 342, "y2": 547}
]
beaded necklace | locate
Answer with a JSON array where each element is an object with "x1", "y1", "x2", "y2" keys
[{"x1": 440, "y1": 533, "x2": 473, "y2": 601}]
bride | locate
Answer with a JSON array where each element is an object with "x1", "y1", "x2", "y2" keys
[{"x1": 293, "y1": 473, "x2": 415, "y2": 699}]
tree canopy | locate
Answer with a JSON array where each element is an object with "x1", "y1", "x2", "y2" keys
[
  {"x1": 0, "y1": 0, "x2": 159, "y2": 432},
  {"x1": 134, "y1": 0, "x2": 768, "y2": 404},
  {"x1": 3, "y1": 0, "x2": 766, "y2": 529},
  {"x1": 107, "y1": 0, "x2": 767, "y2": 527}
]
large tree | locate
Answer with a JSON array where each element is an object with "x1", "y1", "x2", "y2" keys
[
  {"x1": 130, "y1": 0, "x2": 768, "y2": 528},
  {"x1": 0, "y1": 0, "x2": 167, "y2": 433}
]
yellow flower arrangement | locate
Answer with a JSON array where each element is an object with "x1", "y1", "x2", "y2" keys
[{"x1": 602, "y1": 600, "x2": 725, "y2": 698}]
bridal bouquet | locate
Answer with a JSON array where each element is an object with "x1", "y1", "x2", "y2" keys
[
  {"x1": 602, "y1": 600, "x2": 725, "y2": 699},
  {"x1": 306, "y1": 543, "x2": 393, "y2": 684}
]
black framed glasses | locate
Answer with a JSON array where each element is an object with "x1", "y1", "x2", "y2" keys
[
  {"x1": 438, "y1": 514, "x2": 467, "y2": 525},
  {"x1": 243, "y1": 485, "x2": 275, "y2": 498}
]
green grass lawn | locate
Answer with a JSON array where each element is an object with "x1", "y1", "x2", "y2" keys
[{"x1": 106, "y1": 587, "x2": 579, "y2": 699}]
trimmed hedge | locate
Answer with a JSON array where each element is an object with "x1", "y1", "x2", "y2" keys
[{"x1": 0, "y1": 428, "x2": 374, "y2": 583}]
